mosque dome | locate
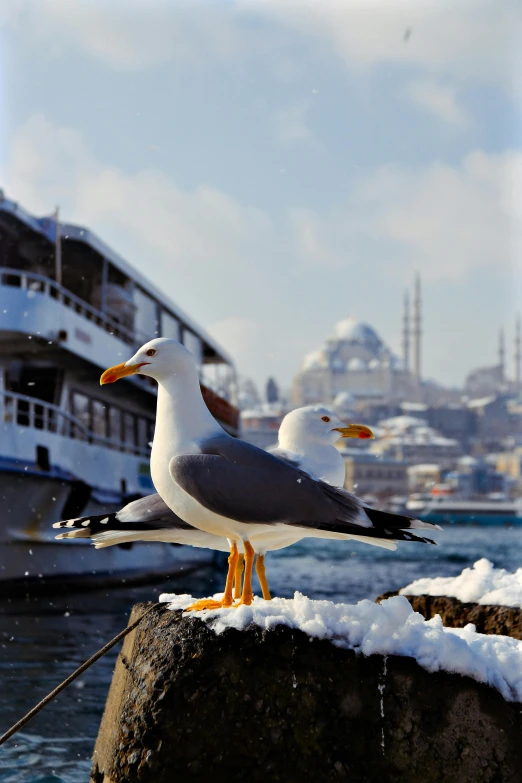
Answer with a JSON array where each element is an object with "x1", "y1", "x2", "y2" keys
[
  {"x1": 333, "y1": 391, "x2": 355, "y2": 410},
  {"x1": 302, "y1": 350, "x2": 326, "y2": 371},
  {"x1": 348, "y1": 357, "x2": 367, "y2": 371},
  {"x1": 334, "y1": 317, "x2": 382, "y2": 346},
  {"x1": 368, "y1": 358, "x2": 380, "y2": 370},
  {"x1": 331, "y1": 356, "x2": 345, "y2": 372}
]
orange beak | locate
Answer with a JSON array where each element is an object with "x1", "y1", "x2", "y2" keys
[
  {"x1": 333, "y1": 424, "x2": 374, "y2": 440},
  {"x1": 100, "y1": 362, "x2": 148, "y2": 385}
]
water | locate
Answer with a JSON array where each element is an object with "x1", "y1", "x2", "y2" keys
[{"x1": 1, "y1": 526, "x2": 521, "y2": 782}]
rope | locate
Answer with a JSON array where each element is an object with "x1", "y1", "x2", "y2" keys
[{"x1": 0, "y1": 603, "x2": 159, "y2": 747}]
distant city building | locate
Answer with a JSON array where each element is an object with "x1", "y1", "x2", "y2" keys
[
  {"x1": 424, "y1": 403, "x2": 477, "y2": 449},
  {"x1": 351, "y1": 400, "x2": 403, "y2": 426},
  {"x1": 292, "y1": 276, "x2": 459, "y2": 409},
  {"x1": 465, "y1": 320, "x2": 522, "y2": 398},
  {"x1": 407, "y1": 463, "x2": 441, "y2": 493},
  {"x1": 240, "y1": 404, "x2": 284, "y2": 449},
  {"x1": 340, "y1": 449, "x2": 408, "y2": 498},
  {"x1": 370, "y1": 415, "x2": 462, "y2": 467},
  {"x1": 292, "y1": 315, "x2": 415, "y2": 406},
  {"x1": 465, "y1": 365, "x2": 506, "y2": 398},
  {"x1": 444, "y1": 456, "x2": 507, "y2": 498},
  {"x1": 237, "y1": 376, "x2": 261, "y2": 411},
  {"x1": 494, "y1": 449, "x2": 522, "y2": 492},
  {"x1": 467, "y1": 395, "x2": 516, "y2": 447}
]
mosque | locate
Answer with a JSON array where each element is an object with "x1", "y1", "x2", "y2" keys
[
  {"x1": 465, "y1": 318, "x2": 521, "y2": 397},
  {"x1": 292, "y1": 277, "x2": 425, "y2": 407},
  {"x1": 292, "y1": 276, "x2": 522, "y2": 409}
]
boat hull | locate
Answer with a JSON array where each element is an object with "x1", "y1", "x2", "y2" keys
[
  {"x1": 0, "y1": 539, "x2": 220, "y2": 595},
  {"x1": 0, "y1": 473, "x2": 221, "y2": 593},
  {"x1": 419, "y1": 511, "x2": 522, "y2": 526}
]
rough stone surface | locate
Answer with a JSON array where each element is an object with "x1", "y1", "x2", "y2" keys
[
  {"x1": 377, "y1": 592, "x2": 522, "y2": 640},
  {"x1": 92, "y1": 602, "x2": 522, "y2": 783}
]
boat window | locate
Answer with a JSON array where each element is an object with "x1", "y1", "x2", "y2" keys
[
  {"x1": 0, "y1": 220, "x2": 55, "y2": 278},
  {"x1": 161, "y1": 310, "x2": 180, "y2": 341},
  {"x1": 123, "y1": 411, "x2": 136, "y2": 445},
  {"x1": 109, "y1": 407, "x2": 122, "y2": 443},
  {"x1": 62, "y1": 240, "x2": 103, "y2": 305},
  {"x1": 7, "y1": 363, "x2": 62, "y2": 406},
  {"x1": 71, "y1": 392, "x2": 90, "y2": 439},
  {"x1": 92, "y1": 270, "x2": 135, "y2": 332},
  {"x1": 134, "y1": 287, "x2": 159, "y2": 344},
  {"x1": 92, "y1": 400, "x2": 108, "y2": 438},
  {"x1": 183, "y1": 329, "x2": 203, "y2": 365}
]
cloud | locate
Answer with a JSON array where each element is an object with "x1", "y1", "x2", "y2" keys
[
  {"x1": 286, "y1": 150, "x2": 522, "y2": 287},
  {"x1": 274, "y1": 100, "x2": 313, "y2": 144},
  {"x1": 1, "y1": 114, "x2": 273, "y2": 319},
  {"x1": 4, "y1": 0, "x2": 521, "y2": 101},
  {"x1": 2, "y1": 114, "x2": 520, "y2": 388},
  {"x1": 244, "y1": 0, "x2": 522, "y2": 94},
  {"x1": 406, "y1": 79, "x2": 470, "y2": 129},
  {"x1": 4, "y1": 115, "x2": 271, "y2": 260},
  {"x1": 354, "y1": 151, "x2": 522, "y2": 281},
  {"x1": 2, "y1": 0, "x2": 250, "y2": 70},
  {"x1": 207, "y1": 317, "x2": 274, "y2": 380}
]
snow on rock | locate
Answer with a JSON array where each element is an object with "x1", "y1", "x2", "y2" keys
[
  {"x1": 159, "y1": 591, "x2": 522, "y2": 702},
  {"x1": 400, "y1": 558, "x2": 522, "y2": 608}
]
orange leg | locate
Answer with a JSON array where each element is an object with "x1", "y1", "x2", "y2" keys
[
  {"x1": 255, "y1": 554, "x2": 271, "y2": 600},
  {"x1": 233, "y1": 554, "x2": 244, "y2": 600},
  {"x1": 236, "y1": 542, "x2": 255, "y2": 606},
  {"x1": 185, "y1": 542, "x2": 239, "y2": 612}
]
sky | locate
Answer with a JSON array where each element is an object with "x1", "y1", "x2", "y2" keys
[{"x1": 1, "y1": 0, "x2": 521, "y2": 394}]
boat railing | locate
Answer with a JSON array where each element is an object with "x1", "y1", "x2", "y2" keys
[
  {"x1": 0, "y1": 268, "x2": 240, "y2": 432},
  {"x1": 1, "y1": 390, "x2": 150, "y2": 458},
  {"x1": 0, "y1": 267, "x2": 135, "y2": 346}
]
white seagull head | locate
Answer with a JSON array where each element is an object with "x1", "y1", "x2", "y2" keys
[
  {"x1": 100, "y1": 338, "x2": 196, "y2": 385},
  {"x1": 277, "y1": 406, "x2": 374, "y2": 449}
]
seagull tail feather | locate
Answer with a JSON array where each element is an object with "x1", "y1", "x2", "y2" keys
[
  {"x1": 363, "y1": 506, "x2": 441, "y2": 532},
  {"x1": 53, "y1": 512, "x2": 119, "y2": 539}
]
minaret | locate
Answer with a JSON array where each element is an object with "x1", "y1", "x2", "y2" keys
[
  {"x1": 498, "y1": 328, "x2": 505, "y2": 381},
  {"x1": 515, "y1": 316, "x2": 521, "y2": 391},
  {"x1": 412, "y1": 274, "x2": 422, "y2": 382},
  {"x1": 402, "y1": 291, "x2": 410, "y2": 372}
]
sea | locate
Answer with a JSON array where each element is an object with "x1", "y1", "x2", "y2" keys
[{"x1": 1, "y1": 525, "x2": 521, "y2": 783}]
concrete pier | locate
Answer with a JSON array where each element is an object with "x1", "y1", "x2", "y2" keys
[{"x1": 91, "y1": 602, "x2": 522, "y2": 783}]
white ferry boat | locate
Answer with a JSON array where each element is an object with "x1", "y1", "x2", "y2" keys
[{"x1": 0, "y1": 193, "x2": 239, "y2": 593}]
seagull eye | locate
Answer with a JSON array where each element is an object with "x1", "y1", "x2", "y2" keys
[
  {"x1": 146, "y1": 349, "x2": 157, "y2": 357},
  {"x1": 321, "y1": 415, "x2": 330, "y2": 423}
]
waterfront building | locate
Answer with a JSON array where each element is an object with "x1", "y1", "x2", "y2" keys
[
  {"x1": 370, "y1": 415, "x2": 462, "y2": 468},
  {"x1": 340, "y1": 449, "x2": 408, "y2": 498},
  {"x1": 407, "y1": 463, "x2": 441, "y2": 493}
]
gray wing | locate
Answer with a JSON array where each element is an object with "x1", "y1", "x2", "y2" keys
[
  {"x1": 169, "y1": 435, "x2": 437, "y2": 544},
  {"x1": 116, "y1": 494, "x2": 195, "y2": 530}
]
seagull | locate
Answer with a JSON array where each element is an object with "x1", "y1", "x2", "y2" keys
[
  {"x1": 93, "y1": 338, "x2": 439, "y2": 611},
  {"x1": 53, "y1": 406, "x2": 375, "y2": 600},
  {"x1": 270, "y1": 405, "x2": 372, "y2": 486}
]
